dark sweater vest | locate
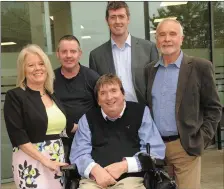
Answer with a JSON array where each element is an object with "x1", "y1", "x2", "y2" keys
[{"x1": 86, "y1": 101, "x2": 145, "y2": 180}]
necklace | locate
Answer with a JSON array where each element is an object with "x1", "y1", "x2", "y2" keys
[{"x1": 40, "y1": 92, "x2": 46, "y2": 97}]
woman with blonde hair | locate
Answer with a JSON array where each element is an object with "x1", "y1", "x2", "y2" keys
[{"x1": 4, "y1": 44, "x2": 70, "y2": 189}]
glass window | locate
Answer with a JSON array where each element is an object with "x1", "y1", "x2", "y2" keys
[
  {"x1": 70, "y1": 2, "x2": 109, "y2": 66},
  {"x1": 1, "y1": 2, "x2": 32, "y2": 53},
  {"x1": 69, "y1": 2, "x2": 145, "y2": 67},
  {"x1": 1, "y1": 1, "x2": 72, "y2": 181},
  {"x1": 213, "y1": 2, "x2": 224, "y2": 105},
  {"x1": 127, "y1": 2, "x2": 145, "y2": 39},
  {"x1": 49, "y1": 1, "x2": 73, "y2": 52}
]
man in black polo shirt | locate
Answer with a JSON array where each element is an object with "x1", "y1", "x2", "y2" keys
[
  {"x1": 54, "y1": 35, "x2": 100, "y2": 159},
  {"x1": 70, "y1": 74, "x2": 165, "y2": 189}
]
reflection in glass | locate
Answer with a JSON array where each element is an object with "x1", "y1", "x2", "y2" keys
[
  {"x1": 149, "y1": 2, "x2": 210, "y2": 50},
  {"x1": 1, "y1": 2, "x2": 32, "y2": 52},
  {"x1": 148, "y1": 2, "x2": 211, "y2": 60}
]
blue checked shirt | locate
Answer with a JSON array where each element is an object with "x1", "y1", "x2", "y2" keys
[{"x1": 152, "y1": 51, "x2": 183, "y2": 136}]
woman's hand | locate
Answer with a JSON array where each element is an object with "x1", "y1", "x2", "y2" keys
[
  {"x1": 71, "y1": 123, "x2": 78, "y2": 133},
  {"x1": 19, "y1": 143, "x2": 68, "y2": 174},
  {"x1": 43, "y1": 159, "x2": 68, "y2": 174}
]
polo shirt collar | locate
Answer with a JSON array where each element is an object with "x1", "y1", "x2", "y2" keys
[{"x1": 101, "y1": 101, "x2": 126, "y2": 121}]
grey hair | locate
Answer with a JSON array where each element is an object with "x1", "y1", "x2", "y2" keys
[{"x1": 156, "y1": 18, "x2": 184, "y2": 37}]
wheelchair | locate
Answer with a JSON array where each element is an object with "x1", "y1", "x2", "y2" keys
[{"x1": 60, "y1": 143, "x2": 177, "y2": 189}]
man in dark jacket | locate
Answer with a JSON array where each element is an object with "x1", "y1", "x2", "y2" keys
[
  {"x1": 89, "y1": 1, "x2": 158, "y2": 105},
  {"x1": 145, "y1": 18, "x2": 222, "y2": 189}
]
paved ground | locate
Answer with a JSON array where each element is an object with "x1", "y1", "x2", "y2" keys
[
  {"x1": 1, "y1": 148, "x2": 223, "y2": 189},
  {"x1": 201, "y1": 148, "x2": 224, "y2": 189}
]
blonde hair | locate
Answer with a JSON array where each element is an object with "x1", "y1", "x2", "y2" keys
[{"x1": 16, "y1": 44, "x2": 55, "y2": 94}]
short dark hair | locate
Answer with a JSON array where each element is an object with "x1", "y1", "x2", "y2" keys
[
  {"x1": 94, "y1": 73, "x2": 125, "y2": 101},
  {"x1": 106, "y1": 1, "x2": 130, "y2": 20},
  {"x1": 57, "y1": 35, "x2": 80, "y2": 51}
]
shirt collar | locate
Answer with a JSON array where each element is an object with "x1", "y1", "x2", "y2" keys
[
  {"x1": 101, "y1": 101, "x2": 126, "y2": 121},
  {"x1": 111, "y1": 33, "x2": 131, "y2": 48},
  {"x1": 154, "y1": 50, "x2": 183, "y2": 68}
]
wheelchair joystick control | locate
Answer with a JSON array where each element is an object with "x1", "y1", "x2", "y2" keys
[{"x1": 146, "y1": 143, "x2": 150, "y2": 154}]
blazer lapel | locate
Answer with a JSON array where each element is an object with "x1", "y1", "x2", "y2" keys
[
  {"x1": 147, "y1": 62, "x2": 159, "y2": 108},
  {"x1": 131, "y1": 36, "x2": 139, "y2": 79},
  {"x1": 105, "y1": 40, "x2": 116, "y2": 74},
  {"x1": 175, "y1": 54, "x2": 193, "y2": 114}
]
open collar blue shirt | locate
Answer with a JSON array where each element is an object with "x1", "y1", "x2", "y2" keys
[
  {"x1": 152, "y1": 51, "x2": 183, "y2": 136},
  {"x1": 111, "y1": 33, "x2": 138, "y2": 102}
]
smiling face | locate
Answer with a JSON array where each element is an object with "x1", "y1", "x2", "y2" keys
[
  {"x1": 57, "y1": 39, "x2": 82, "y2": 72},
  {"x1": 106, "y1": 8, "x2": 130, "y2": 38},
  {"x1": 97, "y1": 83, "x2": 125, "y2": 118},
  {"x1": 24, "y1": 53, "x2": 47, "y2": 87},
  {"x1": 156, "y1": 20, "x2": 184, "y2": 57}
]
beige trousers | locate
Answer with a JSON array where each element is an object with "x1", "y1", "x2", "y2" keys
[
  {"x1": 165, "y1": 139, "x2": 201, "y2": 189},
  {"x1": 78, "y1": 177, "x2": 145, "y2": 189}
]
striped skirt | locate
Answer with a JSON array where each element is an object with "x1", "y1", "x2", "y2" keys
[{"x1": 12, "y1": 139, "x2": 65, "y2": 189}]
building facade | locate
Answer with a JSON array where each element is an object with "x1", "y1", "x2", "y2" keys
[{"x1": 1, "y1": 1, "x2": 224, "y2": 182}]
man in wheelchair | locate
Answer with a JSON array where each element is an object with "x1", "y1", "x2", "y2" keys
[{"x1": 68, "y1": 74, "x2": 166, "y2": 189}]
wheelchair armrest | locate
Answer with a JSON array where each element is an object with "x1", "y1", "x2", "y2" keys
[
  {"x1": 154, "y1": 158, "x2": 165, "y2": 168},
  {"x1": 60, "y1": 164, "x2": 80, "y2": 189},
  {"x1": 60, "y1": 164, "x2": 77, "y2": 172},
  {"x1": 60, "y1": 164, "x2": 81, "y2": 181},
  {"x1": 138, "y1": 153, "x2": 165, "y2": 171}
]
